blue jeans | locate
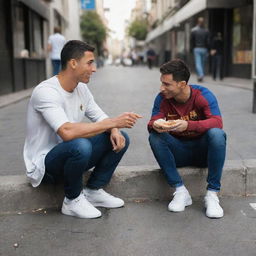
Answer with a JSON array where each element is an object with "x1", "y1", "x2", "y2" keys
[
  {"x1": 52, "y1": 59, "x2": 61, "y2": 75},
  {"x1": 149, "y1": 128, "x2": 226, "y2": 191},
  {"x1": 212, "y1": 54, "x2": 223, "y2": 80},
  {"x1": 193, "y1": 47, "x2": 208, "y2": 78},
  {"x1": 43, "y1": 131, "x2": 129, "y2": 199}
]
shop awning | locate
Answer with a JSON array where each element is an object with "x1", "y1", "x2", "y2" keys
[
  {"x1": 146, "y1": 0, "x2": 250, "y2": 42},
  {"x1": 19, "y1": 0, "x2": 50, "y2": 20}
]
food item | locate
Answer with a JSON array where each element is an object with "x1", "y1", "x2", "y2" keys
[{"x1": 154, "y1": 118, "x2": 177, "y2": 129}]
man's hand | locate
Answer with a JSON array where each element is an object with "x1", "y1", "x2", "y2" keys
[
  {"x1": 112, "y1": 112, "x2": 142, "y2": 129},
  {"x1": 153, "y1": 119, "x2": 188, "y2": 133},
  {"x1": 110, "y1": 129, "x2": 126, "y2": 153},
  {"x1": 168, "y1": 120, "x2": 188, "y2": 132}
]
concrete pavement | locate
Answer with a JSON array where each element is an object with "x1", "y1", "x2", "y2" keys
[
  {"x1": 1, "y1": 197, "x2": 256, "y2": 256},
  {"x1": 0, "y1": 66, "x2": 256, "y2": 211},
  {"x1": 1, "y1": 66, "x2": 256, "y2": 255}
]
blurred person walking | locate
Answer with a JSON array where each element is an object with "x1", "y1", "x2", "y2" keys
[
  {"x1": 190, "y1": 17, "x2": 210, "y2": 82},
  {"x1": 210, "y1": 32, "x2": 224, "y2": 80},
  {"x1": 146, "y1": 47, "x2": 156, "y2": 69},
  {"x1": 47, "y1": 27, "x2": 66, "y2": 75}
]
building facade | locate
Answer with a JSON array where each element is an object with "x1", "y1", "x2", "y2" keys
[
  {"x1": 146, "y1": 0, "x2": 253, "y2": 78},
  {"x1": 0, "y1": 0, "x2": 49, "y2": 95},
  {"x1": 0, "y1": 0, "x2": 82, "y2": 96}
]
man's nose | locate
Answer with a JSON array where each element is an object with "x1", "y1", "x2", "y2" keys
[{"x1": 92, "y1": 65, "x2": 97, "y2": 72}]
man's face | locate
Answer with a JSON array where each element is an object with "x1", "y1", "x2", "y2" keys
[
  {"x1": 160, "y1": 74, "x2": 182, "y2": 99},
  {"x1": 75, "y1": 51, "x2": 96, "y2": 83}
]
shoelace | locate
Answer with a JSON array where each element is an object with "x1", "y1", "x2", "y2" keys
[{"x1": 172, "y1": 191, "x2": 187, "y2": 202}]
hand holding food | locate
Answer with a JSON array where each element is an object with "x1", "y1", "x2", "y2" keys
[{"x1": 153, "y1": 118, "x2": 177, "y2": 130}]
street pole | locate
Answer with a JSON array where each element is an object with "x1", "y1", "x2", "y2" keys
[{"x1": 252, "y1": 0, "x2": 256, "y2": 113}]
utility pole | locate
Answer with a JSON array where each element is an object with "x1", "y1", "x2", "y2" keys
[{"x1": 252, "y1": 0, "x2": 256, "y2": 113}]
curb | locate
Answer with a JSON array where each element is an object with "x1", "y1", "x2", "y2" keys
[
  {"x1": 0, "y1": 88, "x2": 33, "y2": 108},
  {"x1": 1, "y1": 159, "x2": 256, "y2": 214}
]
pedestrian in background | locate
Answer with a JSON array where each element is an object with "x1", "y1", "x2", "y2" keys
[
  {"x1": 146, "y1": 47, "x2": 156, "y2": 69},
  {"x1": 47, "y1": 27, "x2": 66, "y2": 75},
  {"x1": 24, "y1": 40, "x2": 141, "y2": 219},
  {"x1": 148, "y1": 59, "x2": 226, "y2": 219},
  {"x1": 210, "y1": 32, "x2": 224, "y2": 80},
  {"x1": 190, "y1": 17, "x2": 210, "y2": 82}
]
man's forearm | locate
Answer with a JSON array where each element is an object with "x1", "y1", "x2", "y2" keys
[{"x1": 58, "y1": 118, "x2": 116, "y2": 141}]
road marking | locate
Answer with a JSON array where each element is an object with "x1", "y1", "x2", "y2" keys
[{"x1": 249, "y1": 203, "x2": 256, "y2": 210}]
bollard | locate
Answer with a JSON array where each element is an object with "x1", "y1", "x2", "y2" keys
[{"x1": 253, "y1": 80, "x2": 256, "y2": 113}]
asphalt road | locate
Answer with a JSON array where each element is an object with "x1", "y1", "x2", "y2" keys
[
  {"x1": 1, "y1": 197, "x2": 256, "y2": 256},
  {"x1": 0, "y1": 66, "x2": 256, "y2": 175}
]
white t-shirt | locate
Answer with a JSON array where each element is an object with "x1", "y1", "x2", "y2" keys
[
  {"x1": 48, "y1": 33, "x2": 66, "y2": 60},
  {"x1": 23, "y1": 76, "x2": 108, "y2": 187}
]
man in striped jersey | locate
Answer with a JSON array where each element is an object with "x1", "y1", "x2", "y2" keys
[{"x1": 148, "y1": 59, "x2": 226, "y2": 218}]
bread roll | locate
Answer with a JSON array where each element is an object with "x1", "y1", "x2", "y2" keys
[{"x1": 154, "y1": 119, "x2": 177, "y2": 129}]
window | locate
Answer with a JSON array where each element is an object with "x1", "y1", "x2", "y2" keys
[
  {"x1": 13, "y1": 4, "x2": 26, "y2": 58},
  {"x1": 31, "y1": 12, "x2": 44, "y2": 58},
  {"x1": 232, "y1": 5, "x2": 253, "y2": 64}
]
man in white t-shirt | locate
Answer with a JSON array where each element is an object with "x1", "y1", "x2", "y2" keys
[
  {"x1": 24, "y1": 40, "x2": 142, "y2": 219},
  {"x1": 47, "y1": 27, "x2": 66, "y2": 75}
]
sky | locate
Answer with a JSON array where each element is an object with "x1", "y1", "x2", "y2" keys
[{"x1": 104, "y1": 0, "x2": 136, "y2": 40}]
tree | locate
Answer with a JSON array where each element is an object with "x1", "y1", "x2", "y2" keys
[
  {"x1": 128, "y1": 19, "x2": 148, "y2": 41},
  {"x1": 80, "y1": 11, "x2": 107, "y2": 55}
]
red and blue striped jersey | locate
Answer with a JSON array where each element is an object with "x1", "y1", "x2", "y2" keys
[{"x1": 148, "y1": 84, "x2": 223, "y2": 139}]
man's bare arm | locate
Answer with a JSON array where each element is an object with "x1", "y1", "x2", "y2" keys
[{"x1": 57, "y1": 112, "x2": 142, "y2": 141}]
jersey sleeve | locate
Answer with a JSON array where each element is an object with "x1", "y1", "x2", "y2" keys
[
  {"x1": 31, "y1": 87, "x2": 69, "y2": 132},
  {"x1": 187, "y1": 89, "x2": 223, "y2": 133},
  {"x1": 147, "y1": 94, "x2": 165, "y2": 131}
]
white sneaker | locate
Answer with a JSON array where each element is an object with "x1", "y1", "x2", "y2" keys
[
  {"x1": 204, "y1": 191, "x2": 224, "y2": 218},
  {"x1": 61, "y1": 192, "x2": 102, "y2": 219},
  {"x1": 84, "y1": 188, "x2": 124, "y2": 208},
  {"x1": 168, "y1": 189, "x2": 192, "y2": 212}
]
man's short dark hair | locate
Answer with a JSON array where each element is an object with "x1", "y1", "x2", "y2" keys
[
  {"x1": 160, "y1": 59, "x2": 190, "y2": 83},
  {"x1": 61, "y1": 40, "x2": 95, "y2": 70}
]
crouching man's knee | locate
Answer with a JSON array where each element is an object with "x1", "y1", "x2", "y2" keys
[{"x1": 206, "y1": 128, "x2": 226, "y2": 147}]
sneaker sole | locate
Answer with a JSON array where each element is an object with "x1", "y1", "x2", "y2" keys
[
  {"x1": 168, "y1": 198, "x2": 193, "y2": 212},
  {"x1": 61, "y1": 208, "x2": 102, "y2": 219},
  {"x1": 205, "y1": 209, "x2": 224, "y2": 219},
  {"x1": 91, "y1": 202, "x2": 125, "y2": 209}
]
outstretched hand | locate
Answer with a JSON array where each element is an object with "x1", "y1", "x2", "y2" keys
[{"x1": 113, "y1": 112, "x2": 142, "y2": 129}]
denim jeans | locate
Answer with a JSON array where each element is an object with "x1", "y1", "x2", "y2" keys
[
  {"x1": 211, "y1": 54, "x2": 223, "y2": 80},
  {"x1": 51, "y1": 59, "x2": 61, "y2": 75},
  {"x1": 149, "y1": 128, "x2": 226, "y2": 191},
  {"x1": 43, "y1": 131, "x2": 129, "y2": 199},
  {"x1": 193, "y1": 47, "x2": 208, "y2": 78}
]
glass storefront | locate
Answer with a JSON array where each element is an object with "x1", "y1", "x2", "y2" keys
[
  {"x1": 232, "y1": 5, "x2": 253, "y2": 64},
  {"x1": 13, "y1": 3, "x2": 45, "y2": 59},
  {"x1": 13, "y1": 4, "x2": 26, "y2": 58}
]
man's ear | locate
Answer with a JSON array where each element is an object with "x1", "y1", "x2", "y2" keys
[
  {"x1": 69, "y1": 59, "x2": 77, "y2": 69},
  {"x1": 180, "y1": 80, "x2": 187, "y2": 88}
]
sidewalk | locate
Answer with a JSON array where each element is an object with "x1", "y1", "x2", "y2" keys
[
  {"x1": 0, "y1": 87, "x2": 33, "y2": 109},
  {"x1": 1, "y1": 197, "x2": 256, "y2": 256},
  {"x1": 0, "y1": 74, "x2": 253, "y2": 109},
  {"x1": 0, "y1": 67, "x2": 255, "y2": 214}
]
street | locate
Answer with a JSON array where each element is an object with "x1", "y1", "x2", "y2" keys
[
  {"x1": 1, "y1": 65, "x2": 256, "y2": 256},
  {"x1": 0, "y1": 66, "x2": 256, "y2": 175},
  {"x1": 1, "y1": 197, "x2": 256, "y2": 256}
]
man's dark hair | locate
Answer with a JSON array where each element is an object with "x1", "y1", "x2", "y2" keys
[
  {"x1": 54, "y1": 26, "x2": 61, "y2": 34},
  {"x1": 160, "y1": 59, "x2": 190, "y2": 83},
  {"x1": 61, "y1": 40, "x2": 95, "y2": 70}
]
